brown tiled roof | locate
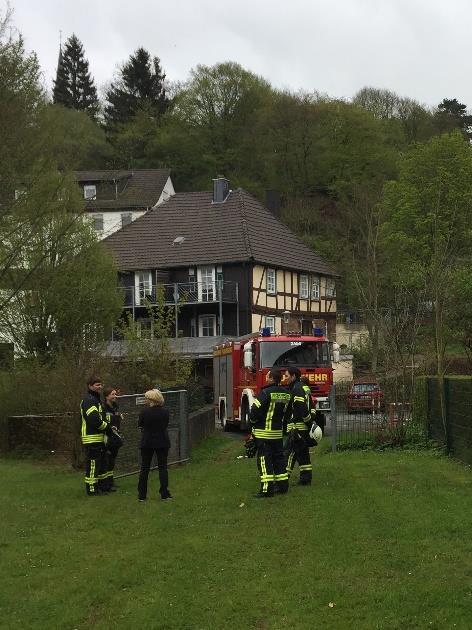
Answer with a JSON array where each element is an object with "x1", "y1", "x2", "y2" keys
[
  {"x1": 104, "y1": 189, "x2": 338, "y2": 276},
  {"x1": 75, "y1": 169, "x2": 171, "y2": 211}
]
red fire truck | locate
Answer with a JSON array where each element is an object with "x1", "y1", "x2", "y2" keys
[{"x1": 213, "y1": 329, "x2": 339, "y2": 431}]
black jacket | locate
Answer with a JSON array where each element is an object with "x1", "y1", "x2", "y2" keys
[
  {"x1": 80, "y1": 390, "x2": 107, "y2": 445},
  {"x1": 138, "y1": 405, "x2": 171, "y2": 449},
  {"x1": 286, "y1": 380, "x2": 311, "y2": 432},
  {"x1": 249, "y1": 383, "x2": 291, "y2": 440},
  {"x1": 104, "y1": 401, "x2": 123, "y2": 430}
]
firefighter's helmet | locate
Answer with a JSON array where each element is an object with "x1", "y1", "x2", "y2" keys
[{"x1": 309, "y1": 423, "x2": 323, "y2": 444}]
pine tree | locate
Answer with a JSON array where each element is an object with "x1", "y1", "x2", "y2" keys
[
  {"x1": 104, "y1": 47, "x2": 169, "y2": 129},
  {"x1": 53, "y1": 34, "x2": 99, "y2": 119}
]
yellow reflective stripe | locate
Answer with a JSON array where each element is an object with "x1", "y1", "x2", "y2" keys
[
  {"x1": 286, "y1": 452, "x2": 295, "y2": 474},
  {"x1": 253, "y1": 399, "x2": 261, "y2": 408},
  {"x1": 274, "y1": 473, "x2": 288, "y2": 481},
  {"x1": 82, "y1": 435, "x2": 105, "y2": 443},
  {"x1": 293, "y1": 396, "x2": 305, "y2": 403},
  {"x1": 299, "y1": 464, "x2": 312, "y2": 471},
  {"x1": 253, "y1": 429, "x2": 283, "y2": 439},
  {"x1": 86, "y1": 406, "x2": 99, "y2": 416},
  {"x1": 286, "y1": 422, "x2": 296, "y2": 431},
  {"x1": 99, "y1": 421, "x2": 107, "y2": 430},
  {"x1": 90, "y1": 459, "x2": 96, "y2": 481},
  {"x1": 295, "y1": 423, "x2": 309, "y2": 430},
  {"x1": 265, "y1": 400, "x2": 275, "y2": 432}
]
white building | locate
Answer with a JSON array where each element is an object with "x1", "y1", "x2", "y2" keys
[{"x1": 75, "y1": 169, "x2": 175, "y2": 239}]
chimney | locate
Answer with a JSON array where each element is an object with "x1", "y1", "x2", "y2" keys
[{"x1": 212, "y1": 176, "x2": 229, "y2": 203}]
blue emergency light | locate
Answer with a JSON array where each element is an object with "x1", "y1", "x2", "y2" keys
[
  {"x1": 313, "y1": 328, "x2": 323, "y2": 337},
  {"x1": 261, "y1": 327, "x2": 271, "y2": 337}
]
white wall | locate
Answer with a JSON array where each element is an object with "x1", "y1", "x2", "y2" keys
[{"x1": 86, "y1": 176, "x2": 175, "y2": 240}]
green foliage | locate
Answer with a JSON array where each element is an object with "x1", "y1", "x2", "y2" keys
[
  {"x1": 52, "y1": 34, "x2": 99, "y2": 119},
  {"x1": 434, "y1": 98, "x2": 472, "y2": 139},
  {"x1": 114, "y1": 293, "x2": 193, "y2": 392},
  {"x1": 0, "y1": 171, "x2": 122, "y2": 358},
  {"x1": 104, "y1": 47, "x2": 169, "y2": 131}
]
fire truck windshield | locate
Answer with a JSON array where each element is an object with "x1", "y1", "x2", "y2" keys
[{"x1": 259, "y1": 341, "x2": 331, "y2": 368}]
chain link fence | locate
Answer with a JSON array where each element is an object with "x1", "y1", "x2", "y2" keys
[{"x1": 329, "y1": 380, "x2": 419, "y2": 451}]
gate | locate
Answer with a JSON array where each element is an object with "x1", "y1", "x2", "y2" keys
[{"x1": 329, "y1": 381, "x2": 413, "y2": 451}]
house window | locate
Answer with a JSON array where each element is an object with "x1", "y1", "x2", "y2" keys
[
  {"x1": 299, "y1": 274, "x2": 309, "y2": 299},
  {"x1": 197, "y1": 266, "x2": 215, "y2": 302},
  {"x1": 137, "y1": 319, "x2": 152, "y2": 339},
  {"x1": 311, "y1": 277, "x2": 320, "y2": 300},
  {"x1": 84, "y1": 185, "x2": 97, "y2": 200},
  {"x1": 265, "y1": 316, "x2": 276, "y2": 333},
  {"x1": 199, "y1": 314, "x2": 217, "y2": 337},
  {"x1": 121, "y1": 213, "x2": 132, "y2": 228},
  {"x1": 135, "y1": 271, "x2": 153, "y2": 306},
  {"x1": 266, "y1": 268, "x2": 276, "y2": 295},
  {"x1": 92, "y1": 214, "x2": 104, "y2": 232},
  {"x1": 326, "y1": 279, "x2": 336, "y2": 298}
]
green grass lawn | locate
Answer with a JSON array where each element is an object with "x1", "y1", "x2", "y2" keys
[{"x1": 0, "y1": 436, "x2": 471, "y2": 630}]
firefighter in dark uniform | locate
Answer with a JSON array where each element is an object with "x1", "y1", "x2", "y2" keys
[
  {"x1": 102, "y1": 387, "x2": 123, "y2": 490},
  {"x1": 285, "y1": 367, "x2": 312, "y2": 485},
  {"x1": 249, "y1": 368, "x2": 291, "y2": 498},
  {"x1": 80, "y1": 375, "x2": 109, "y2": 496}
]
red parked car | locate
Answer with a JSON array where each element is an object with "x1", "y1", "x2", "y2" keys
[{"x1": 347, "y1": 379, "x2": 384, "y2": 413}]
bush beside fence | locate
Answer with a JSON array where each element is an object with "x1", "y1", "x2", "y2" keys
[{"x1": 415, "y1": 376, "x2": 472, "y2": 465}]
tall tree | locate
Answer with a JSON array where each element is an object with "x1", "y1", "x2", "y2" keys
[
  {"x1": 52, "y1": 34, "x2": 99, "y2": 119},
  {"x1": 104, "y1": 47, "x2": 168, "y2": 129},
  {"x1": 433, "y1": 98, "x2": 472, "y2": 139},
  {"x1": 382, "y1": 131, "x2": 472, "y2": 436}
]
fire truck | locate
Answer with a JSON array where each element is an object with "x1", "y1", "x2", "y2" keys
[{"x1": 213, "y1": 328, "x2": 339, "y2": 431}]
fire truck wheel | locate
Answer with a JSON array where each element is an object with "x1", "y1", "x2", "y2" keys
[{"x1": 240, "y1": 398, "x2": 250, "y2": 431}]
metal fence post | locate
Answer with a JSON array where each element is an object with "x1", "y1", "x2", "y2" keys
[
  {"x1": 331, "y1": 383, "x2": 337, "y2": 452},
  {"x1": 179, "y1": 389, "x2": 189, "y2": 460}
]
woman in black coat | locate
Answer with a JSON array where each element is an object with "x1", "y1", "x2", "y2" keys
[{"x1": 137, "y1": 388, "x2": 172, "y2": 501}]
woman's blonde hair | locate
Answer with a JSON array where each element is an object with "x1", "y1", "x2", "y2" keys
[{"x1": 144, "y1": 388, "x2": 164, "y2": 406}]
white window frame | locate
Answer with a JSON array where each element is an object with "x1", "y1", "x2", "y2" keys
[
  {"x1": 84, "y1": 184, "x2": 97, "y2": 200},
  {"x1": 311, "y1": 276, "x2": 320, "y2": 300},
  {"x1": 197, "y1": 266, "x2": 216, "y2": 302},
  {"x1": 326, "y1": 279, "x2": 336, "y2": 298},
  {"x1": 121, "y1": 212, "x2": 132, "y2": 228},
  {"x1": 299, "y1": 274, "x2": 309, "y2": 299},
  {"x1": 265, "y1": 316, "x2": 276, "y2": 333},
  {"x1": 198, "y1": 314, "x2": 217, "y2": 337},
  {"x1": 266, "y1": 268, "x2": 276, "y2": 295},
  {"x1": 134, "y1": 271, "x2": 152, "y2": 306},
  {"x1": 92, "y1": 213, "x2": 104, "y2": 233}
]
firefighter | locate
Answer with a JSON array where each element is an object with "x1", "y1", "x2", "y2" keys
[
  {"x1": 249, "y1": 368, "x2": 291, "y2": 498},
  {"x1": 102, "y1": 387, "x2": 123, "y2": 490},
  {"x1": 80, "y1": 375, "x2": 109, "y2": 496},
  {"x1": 285, "y1": 367, "x2": 312, "y2": 485}
]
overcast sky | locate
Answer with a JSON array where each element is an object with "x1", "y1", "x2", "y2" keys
[{"x1": 8, "y1": 0, "x2": 472, "y2": 108}]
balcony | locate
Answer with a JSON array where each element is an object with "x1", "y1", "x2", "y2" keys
[{"x1": 121, "y1": 281, "x2": 239, "y2": 308}]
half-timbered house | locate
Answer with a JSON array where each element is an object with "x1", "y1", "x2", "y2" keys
[{"x1": 104, "y1": 177, "x2": 338, "y2": 344}]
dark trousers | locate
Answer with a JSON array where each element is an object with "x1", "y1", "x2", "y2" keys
[
  {"x1": 103, "y1": 447, "x2": 119, "y2": 489},
  {"x1": 255, "y1": 438, "x2": 289, "y2": 496},
  {"x1": 138, "y1": 447, "x2": 170, "y2": 499},
  {"x1": 84, "y1": 445, "x2": 107, "y2": 495},
  {"x1": 286, "y1": 432, "x2": 312, "y2": 484}
]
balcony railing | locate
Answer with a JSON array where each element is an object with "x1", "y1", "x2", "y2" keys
[{"x1": 121, "y1": 281, "x2": 239, "y2": 308}]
